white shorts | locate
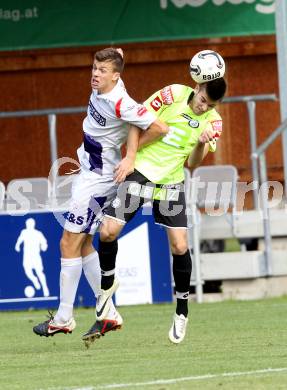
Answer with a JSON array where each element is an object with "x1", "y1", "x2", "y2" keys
[{"x1": 64, "y1": 170, "x2": 117, "y2": 235}]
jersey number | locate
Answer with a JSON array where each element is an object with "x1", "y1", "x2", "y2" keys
[{"x1": 162, "y1": 126, "x2": 186, "y2": 148}]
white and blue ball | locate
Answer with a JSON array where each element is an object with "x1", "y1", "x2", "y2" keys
[{"x1": 190, "y1": 50, "x2": 225, "y2": 84}]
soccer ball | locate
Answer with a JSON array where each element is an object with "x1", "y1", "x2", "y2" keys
[
  {"x1": 190, "y1": 50, "x2": 225, "y2": 84},
  {"x1": 24, "y1": 285, "x2": 35, "y2": 298}
]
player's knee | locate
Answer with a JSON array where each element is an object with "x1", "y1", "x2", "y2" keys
[
  {"x1": 170, "y1": 241, "x2": 188, "y2": 255},
  {"x1": 81, "y1": 238, "x2": 94, "y2": 258},
  {"x1": 100, "y1": 219, "x2": 122, "y2": 242},
  {"x1": 60, "y1": 235, "x2": 74, "y2": 257},
  {"x1": 100, "y1": 227, "x2": 118, "y2": 242},
  {"x1": 60, "y1": 232, "x2": 82, "y2": 257},
  {"x1": 60, "y1": 235, "x2": 68, "y2": 253}
]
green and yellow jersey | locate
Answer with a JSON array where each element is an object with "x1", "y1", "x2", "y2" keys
[{"x1": 135, "y1": 84, "x2": 223, "y2": 184}]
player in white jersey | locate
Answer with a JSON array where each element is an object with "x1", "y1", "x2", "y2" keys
[{"x1": 33, "y1": 47, "x2": 168, "y2": 339}]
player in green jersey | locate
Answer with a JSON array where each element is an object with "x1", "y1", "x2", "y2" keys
[{"x1": 83, "y1": 76, "x2": 227, "y2": 344}]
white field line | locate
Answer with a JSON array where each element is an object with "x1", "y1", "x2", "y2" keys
[{"x1": 42, "y1": 367, "x2": 287, "y2": 390}]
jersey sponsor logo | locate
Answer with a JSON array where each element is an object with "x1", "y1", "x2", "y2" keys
[
  {"x1": 88, "y1": 100, "x2": 106, "y2": 126},
  {"x1": 211, "y1": 120, "x2": 222, "y2": 139},
  {"x1": 137, "y1": 105, "x2": 148, "y2": 116},
  {"x1": 181, "y1": 113, "x2": 199, "y2": 128},
  {"x1": 150, "y1": 96, "x2": 162, "y2": 111},
  {"x1": 64, "y1": 212, "x2": 84, "y2": 225},
  {"x1": 160, "y1": 86, "x2": 174, "y2": 105}
]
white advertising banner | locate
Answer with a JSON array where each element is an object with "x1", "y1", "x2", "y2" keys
[{"x1": 115, "y1": 222, "x2": 152, "y2": 306}]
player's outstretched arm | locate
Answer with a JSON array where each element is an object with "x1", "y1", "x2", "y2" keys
[{"x1": 138, "y1": 119, "x2": 168, "y2": 149}]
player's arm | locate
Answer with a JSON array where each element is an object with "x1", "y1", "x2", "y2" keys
[
  {"x1": 138, "y1": 118, "x2": 168, "y2": 149},
  {"x1": 188, "y1": 123, "x2": 215, "y2": 169},
  {"x1": 114, "y1": 91, "x2": 168, "y2": 181},
  {"x1": 115, "y1": 117, "x2": 168, "y2": 182},
  {"x1": 188, "y1": 116, "x2": 223, "y2": 169},
  {"x1": 114, "y1": 126, "x2": 139, "y2": 183},
  {"x1": 188, "y1": 142, "x2": 209, "y2": 169}
]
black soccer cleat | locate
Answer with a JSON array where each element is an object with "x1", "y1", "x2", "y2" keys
[
  {"x1": 82, "y1": 310, "x2": 123, "y2": 348},
  {"x1": 33, "y1": 311, "x2": 76, "y2": 337}
]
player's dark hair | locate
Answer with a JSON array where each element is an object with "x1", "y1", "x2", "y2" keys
[
  {"x1": 94, "y1": 48, "x2": 124, "y2": 73},
  {"x1": 204, "y1": 78, "x2": 227, "y2": 101}
]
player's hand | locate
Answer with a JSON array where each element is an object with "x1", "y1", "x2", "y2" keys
[
  {"x1": 114, "y1": 156, "x2": 134, "y2": 183},
  {"x1": 198, "y1": 124, "x2": 216, "y2": 144}
]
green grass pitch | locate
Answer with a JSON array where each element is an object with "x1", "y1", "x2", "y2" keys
[{"x1": 1, "y1": 297, "x2": 287, "y2": 390}]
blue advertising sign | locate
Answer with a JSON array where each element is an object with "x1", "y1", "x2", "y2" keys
[{"x1": 0, "y1": 208, "x2": 172, "y2": 310}]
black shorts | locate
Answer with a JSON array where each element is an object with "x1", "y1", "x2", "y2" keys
[{"x1": 105, "y1": 170, "x2": 188, "y2": 228}]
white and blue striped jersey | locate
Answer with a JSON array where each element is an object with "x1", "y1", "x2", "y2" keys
[{"x1": 77, "y1": 79, "x2": 156, "y2": 180}]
